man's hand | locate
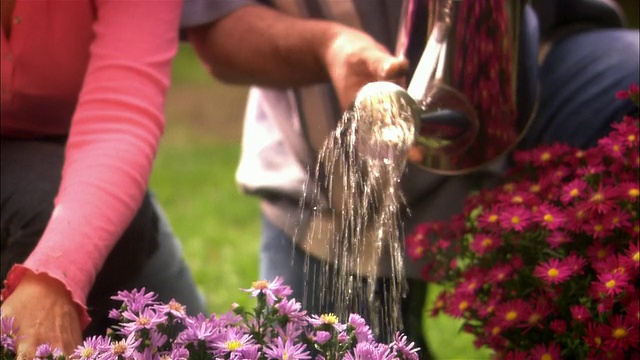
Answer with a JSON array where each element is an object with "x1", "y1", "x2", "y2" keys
[
  {"x1": 323, "y1": 27, "x2": 409, "y2": 111},
  {"x1": 1, "y1": 271, "x2": 83, "y2": 359}
]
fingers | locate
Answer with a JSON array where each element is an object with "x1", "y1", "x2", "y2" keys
[{"x1": 380, "y1": 56, "x2": 409, "y2": 82}]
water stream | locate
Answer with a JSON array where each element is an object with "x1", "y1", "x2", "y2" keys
[{"x1": 300, "y1": 95, "x2": 416, "y2": 338}]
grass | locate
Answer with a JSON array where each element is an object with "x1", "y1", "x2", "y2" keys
[{"x1": 151, "y1": 44, "x2": 492, "y2": 359}]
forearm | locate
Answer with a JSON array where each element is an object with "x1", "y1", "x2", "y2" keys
[{"x1": 187, "y1": 4, "x2": 341, "y2": 87}]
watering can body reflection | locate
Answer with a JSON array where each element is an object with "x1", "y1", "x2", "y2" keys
[{"x1": 354, "y1": 0, "x2": 538, "y2": 174}]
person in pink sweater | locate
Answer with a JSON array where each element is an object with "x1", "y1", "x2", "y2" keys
[{"x1": 1, "y1": 1, "x2": 206, "y2": 357}]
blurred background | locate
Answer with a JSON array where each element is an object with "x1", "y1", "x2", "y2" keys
[{"x1": 153, "y1": 3, "x2": 637, "y2": 356}]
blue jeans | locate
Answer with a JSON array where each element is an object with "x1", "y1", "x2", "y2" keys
[
  {"x1": 260, "y1": 26, "x2": 639, "y2": 353},
  {"x1": 0, "y1": 139, "x2": 206, "y2": 336}
]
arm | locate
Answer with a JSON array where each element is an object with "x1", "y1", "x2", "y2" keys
[
  {"x1": 1, "y1": 0, "x2": 181, "y2": 355},
  {"x1": 187, "y1": 4, "x2": 408, "y2": 110}
]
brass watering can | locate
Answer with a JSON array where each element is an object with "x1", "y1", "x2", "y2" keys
[{"x1": 354, "y1": 0, "x2": 539, "y2": 174}]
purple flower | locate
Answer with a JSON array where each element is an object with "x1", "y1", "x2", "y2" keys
[
  {"x1": 154, "y1": 299, "x2": 188, "y2": 320},
  {"x1": 71, "y1": 335, "x2": 109, "y2": 360},
  {"x1": 243, "y1": 277, "x2": 292, "y2": 304},
  {"x1": 348, "y1": 314, "x2": 374, "y2": 343},
  {"x1": 97, "y1": 333, "x2": 142, "y2": 360},
  {"x1": 34, "y1": 343, "x2": 62, "y2": 359},
  {"x1": 275, "y1": 298, "x2": 307, "y2": 323},
  {"x1": 213, "y1": 327, "x2": 255, "y2": 357},
  {"x1": 111, "y1": 288, "x2": 158, "y2": 313},
  {"x1": 307, "y1": 313, "x2": 346, "y2": 332},
  {"x1": 176, "y1": 313, "x2": 223, "y2": 348},
  {"x1": 314, "y1": 330, "x2": 332, "y2": 345},
  {"x1": 168, "y1": 346, "x2": 190, "y2": 360},
  {"x1": 121, "y1": 307, "x2": 167, "y2": 334},
  {"x1": 0, "y1": 313, "x2": 19, "y2": 353},
  {"x1": 344, "y1": 342, "x2": 394, "y2": 360},
  {"x1": 390, "y1": 332, "x2": 420, "y2": 360},
  {"x1": 263, "y1": 337, "x2": 311, "y2": 360}
]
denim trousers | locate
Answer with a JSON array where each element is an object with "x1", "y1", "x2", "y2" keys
[
  {"x1": 260, "y1": 27, "x2": 639, "y2": 354},
  {"x1": 0, "y1": 139, "x2": 207, "y2": 336}
]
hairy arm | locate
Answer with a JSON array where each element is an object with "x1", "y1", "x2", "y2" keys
[{"x1": 187, "y1": 4, "x2": 408, "y2": 109}]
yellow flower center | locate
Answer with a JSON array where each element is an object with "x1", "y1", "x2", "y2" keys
[
  {"x1": 252, "y1": 280, "x2": 269, "y2": 290},
  {"x1": 529, "y1": 313, "x2": 541, "y2": 325},
  {"x1": 112, "y1": 341, "x2": 127, "y2": 355},
  {"x1": 81, "y1": 348, "x2": 94, "y2": 358},
  {"x1": 612, "y1": 327, "x2": 628, "y2": 339},
  {"x1": 541, "y1": 354, "x2": 552, "y2": 360},
  {"x1": 541, "y1": 152, "x2": 551, "y2": 162},
  {"x1": 543, "y1": 214, "x2": 554, "y2": 223},
  {"x1": 488, "y1": 214, "x2": 498, "y2": 223},
  {"x1": 505, "y1": 310, "x2": 518, "y2": 321},
  {"x1": 459, "y1": 301, "x2": 469, "y2": 311},
  {"x1": 547, "y1": 268, "x2": 559, "y2": 278},
  {"x1": 226, "y1": 340, "x2": 242, "y2": 351},
  {"x1": 591, "y1": 192, "x2": 604, "y2": 203},
  {"x1": 137, "y1": 316, "x2": 150, "y2": 326},
  {"x1": 512, "y1": 195, "x2": 523, "y2": 203},
  {"x1": 482, "y1": 238, "x2": 493, "y2": 248},
  {"x1": 633, "y1": 251, "x2": 639, "y2": 263},
  {"x1": 511, "y1": 216, "x2": 520, "y2": 224},
  {"x1": 492, "y1": 326, "x2": 501, "y2": 336},
  {"x1": 605, "y1": 279, "x2": 616, "y2": 289},
  {"x1": 168, "y1": 300, "x2": 186, "y2": 314},
  {"x1": 594, "y1": 336, "x2": 602, "y2": 346},
  {"x1": 594, "y1": 224, "x2": 604, "y2": 233},
  {"x1": 570, "y1": 188, "x2": 579, "y2": 197},
  {"x1": 530, "y1": 184, "x2": 541, "y2": 193},
  {"x1": 629, "y1": 188, "x2": 639, "y2": 197},
  {"x1": 321, "y1": 313, "x2": 339, "y2": 324},
  {"x1": 597, "y1": 249, "x2": 607, "y2": 259},
  {"x1": 628, "y1": 134, "x2": 636, "y2": 142},
  {"x1": 613, "y1": 144, "x2": 621, "y2": 152}
]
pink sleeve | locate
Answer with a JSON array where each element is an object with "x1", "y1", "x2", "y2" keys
[{"x1": 2, "y1": 1, "x2": 182, "y2": 328}]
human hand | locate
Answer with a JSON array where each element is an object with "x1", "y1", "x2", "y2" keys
[
  {"x1": 1, "y1": 271, "x2": 83, "y2": 359},
  {"x1": 323, "y1": 26, "x2": 409, "y2": 111}
]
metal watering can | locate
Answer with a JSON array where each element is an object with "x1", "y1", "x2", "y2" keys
[{"x1": 353, "y1": 0, "x2": 539, "y2": 174}]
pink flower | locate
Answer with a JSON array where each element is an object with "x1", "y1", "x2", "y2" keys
[
  {"x1": 624, "y1": 242, "x2": 640, "y2": 270},
  {"x1": 593, "y1": 271, "x2": 631, "y2": 297},
  {"x1": 533, "y1": 204, "x2": 566, "y2": 230},
  {"x1": 493, "y1": 299, "x2": 530, "y2": 328},
  {"x1": 486, "y1": 263, "x2": 513, "y2": 284},
  {"x1": 498, "y1": 206, "x2": 532, "y2": 232},
  {"x1": 570, "y1": 304, "x2": 591, "y2": 322},
  {"x1": 615, "y1": 82, "x2": 639, "y2": 100},
  {"x1": 549, "y1": 319, "x2": 567, "y2": 334},
  {"x1": 578, "y1": 183, "x2": 617, "y2": 215},
  {"x1": 545, "y1": 230, "x2": 572, "y2": 249},
  {"x1": 603, "y1": 315, "x2": 639, "y2": 351},
  {"x1": 469, "y1": 233, "x2": 501, "y2": 255},
  {"x1": 560, "y1": 179, "x2": 587, "y2": 205},
  {"x1": 533, "y1": 258, "x2": 572, "y2": 284},
  {"x1": 563, "y1": 253, "x2": 587, "y2": 276},
  {"x1": 528, "y1": 342, "x2": 562, "y2": 360}
]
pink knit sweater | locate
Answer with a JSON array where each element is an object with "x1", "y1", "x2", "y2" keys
[{"x1": 1, "y1": 0, "x2": 182, "y2": 328}]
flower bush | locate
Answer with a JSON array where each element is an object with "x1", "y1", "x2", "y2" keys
[
  {"x1": 406, "y1": 84, "x2": 639, "y2": 359},
  {"x1": 1, "y1": 277, "x2": 419, "y2": 360}
]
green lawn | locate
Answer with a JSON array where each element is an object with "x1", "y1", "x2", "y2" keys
[{"x1": 150, "y1": 44, "x2": 492, "y2": 359}]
